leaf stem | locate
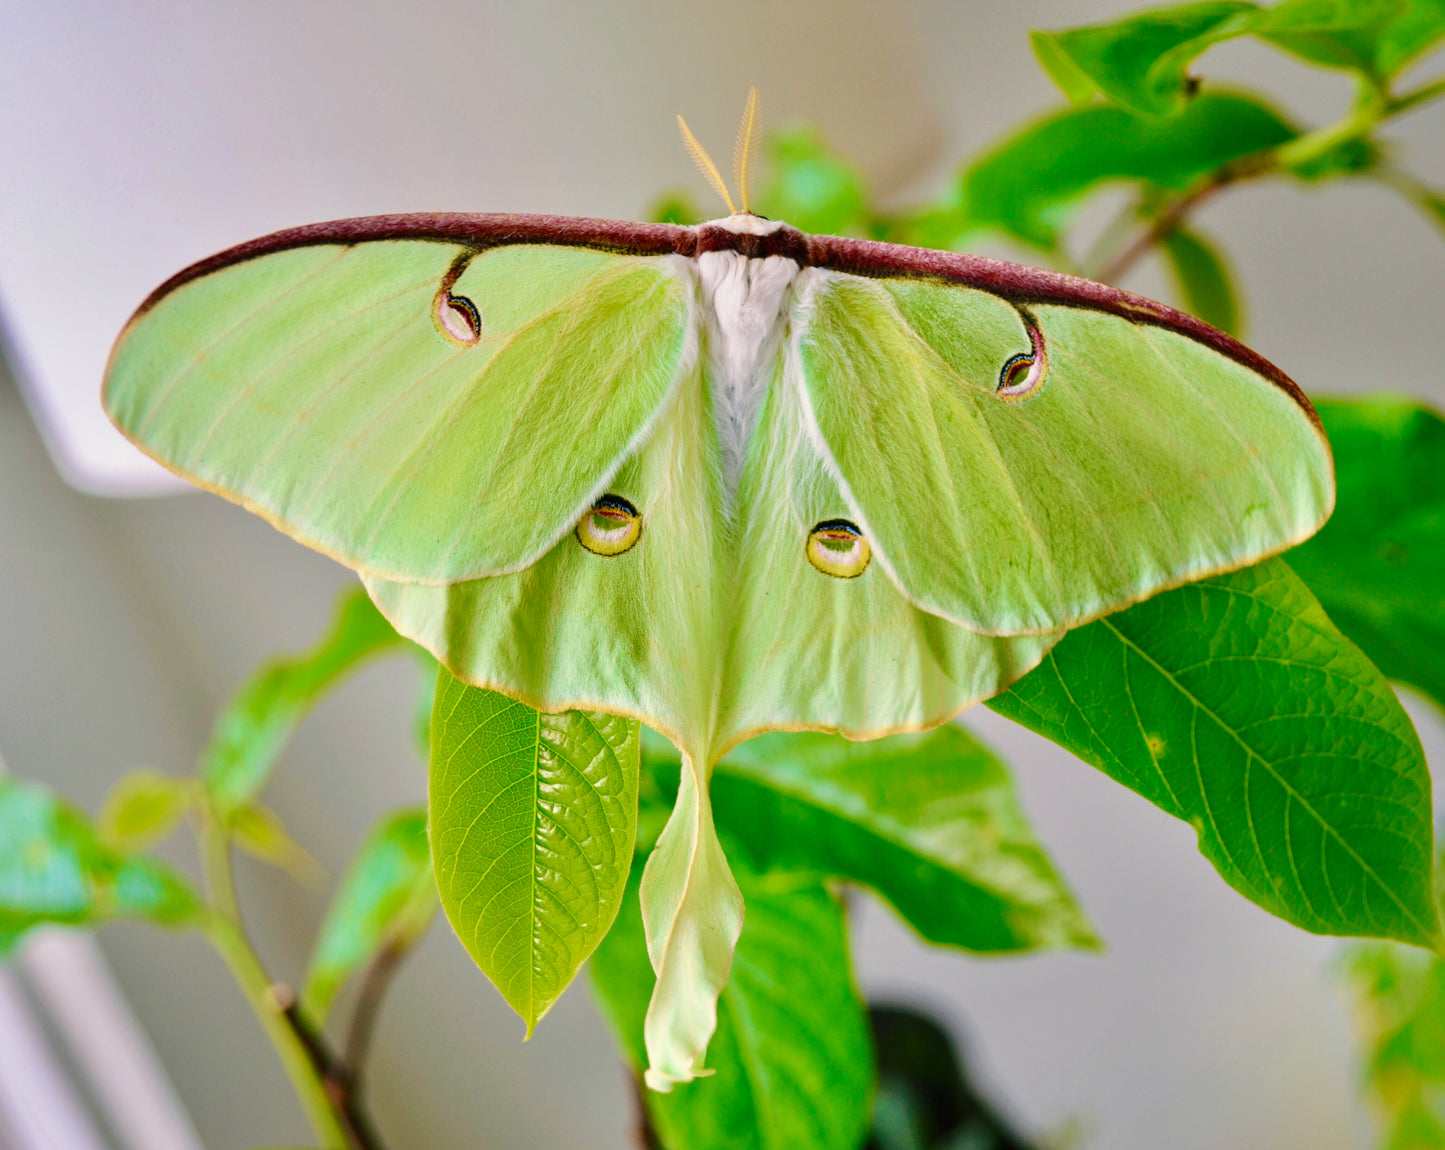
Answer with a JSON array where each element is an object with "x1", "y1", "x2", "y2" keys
[
  {"x1": 197, "y1": 810, "x2": 350, "y2": 1148},
  {"x1": 284, "y1": 998, "x2": 389, "y2": 1150},
  {"x1": 1390, "y1": 73, "x2": 1445, "y2": 118},
  {"x1": 200, "y1": 912, "x2": 350, "y2": 1147}
]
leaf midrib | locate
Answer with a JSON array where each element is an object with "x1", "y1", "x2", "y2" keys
[{"x1": 1100, "y1": 615, "x2": 1436, "y2": 942}]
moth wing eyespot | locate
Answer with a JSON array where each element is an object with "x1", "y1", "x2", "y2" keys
[
  {"x1": 577, "y1": 494, "x2": 641, "y2": 557},
  {"x1": 806, "y1": 518, "x2": 871, "y2": 578}
]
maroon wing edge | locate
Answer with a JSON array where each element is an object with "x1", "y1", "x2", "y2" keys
[{"x1": 129, "y1": 212, "x2": 1318, "y2": 429}]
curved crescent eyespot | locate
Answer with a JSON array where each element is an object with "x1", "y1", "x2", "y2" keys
[
  {"x1": 577, "y1": 495, "x2": 641, "y2": 557},
  {"x1": 434, "y1": 291, "x2": 482, "y2": 345},
  {"x1": 996, "y1": 315, "x2": 1047, "y2": 401},
  {"x1": 806, "y1": 519, "x2": 871, "y2": 579}
]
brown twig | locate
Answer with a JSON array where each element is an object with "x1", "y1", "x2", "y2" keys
[
  {"x1": 344, "y1": 939, "x2": 407, "y2": 1079},
  {"x1": 1095, "y1": 154, "x2": 1272, "y2": 285},
  {"x1": 279, "y1": 990, "x2": 388, "y2": 1150}
]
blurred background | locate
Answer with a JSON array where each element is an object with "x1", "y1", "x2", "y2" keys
[{"x1": 1, "y1": 1, "x2": 1443, "y2": 1147}]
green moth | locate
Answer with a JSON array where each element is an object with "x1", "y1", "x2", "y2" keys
[{"x1": 102, "y1": 96, "x2": 1333, "y2": 1091}]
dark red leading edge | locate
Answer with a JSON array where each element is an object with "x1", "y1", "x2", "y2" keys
[{"x1": 130, "y1": 212, "x2": 1319, "y2": 429}]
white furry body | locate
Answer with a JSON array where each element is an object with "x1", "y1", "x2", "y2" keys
[
  {"x1": 695, "y1": 250, "x2": 799, "y2": 487},
  {"x1": 676, "y1": 214, "x2": 826, "y2": 498}
]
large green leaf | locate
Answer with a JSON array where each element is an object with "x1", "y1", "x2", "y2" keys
[
  {"x1": 948, "y1": 92, "x2": 1297, "y2": 251},
  {"x1": 301, "y1": 807, "x2": 435, "y2": 1024},
  {"x1": 591, "y1": 861, "x2": 873, "y2": 1150},
  {"x1": 989, "y1": 559, "x2": 1439, "y2": 949},
  {"x1": 1159, "y1": 225, "x2": 1244, "y2": 335},
  {"x1": 1289, "y1": 396, "x2": 1445, "y2": 714},
  {"x1": 429, "y1": 670, "x2": 639, "y2": 1033},
  {"x1": 1030, "y1": 0, "x2": 1429, "y2": 111},
  {"x1": 202, "y1": 586, "x2": 405, "y2": 811},
  {"x1": 0, "y1": 778, "x2": 197, "y2": 954},
  {"x1": 644, "y1": 727, "x2": 1096, "y2": 954},
  {"x1": 1031, "y1": 2, "x2": 1258, "y2": 116}
]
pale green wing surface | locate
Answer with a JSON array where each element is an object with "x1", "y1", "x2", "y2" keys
[
  {"x1": 105, "y1": 241, "x2": 690, "y2": 581},
  {"x1": 361, "y1": 359, "x2": 725, "y2": 752},
  {"x1": 793, "y1": 272, "x2": 1333, "y2": 636},
  {"x1": 717, "y1": 359, "x2": 1058, "y2": 746},
  {"x1": 364, "y1": 355, "x2": 1058, "y2": 766}
]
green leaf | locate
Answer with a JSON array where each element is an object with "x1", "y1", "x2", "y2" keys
[
  {"x1": 1386, "y1": 1104, "x2": 1445, "y2": 1149},
  {"x1": 1159, "y1": 225, "x2": 1244, "y2": 335},
  {"x1": 1373, "y1": 0, "x2": 1445, "y2": 76},
  {"x1": 1031, "y1": 2, "x2": 1259, "y2": 116},
  {"x1": 591, "y1": 862, "x2": 873, "y2": 1150},
  {"x1": 1374, "y1": 961, "x2": 1445, "y2": 1079},
  {"x1": 1252, "y1": 0, "x2": 1417, "y2": 78},
  {"x1": 644, "y1": 726, "x2": 1097, "y2": 954},
  {"x1": 1289, "y1": 397, "x2": 1445, "y2": 714},
  {"x1": 429, "y1": 669, "x2": 639, "y2": 1034},
  {"x1": 0, "y1": 778, "x2": 197, "y2": 947},
  {"x1": 989, "y1": 559, "x2": 1440, "y2": 949},
  {"x1": 201, "y1": 586, "x2": 404, "y2": 811},
  {"x1": 301, "y1": 807, "x2": 435, "y2": 1024},
  {"x1": 956, "y1": 91, "x2": 1297, "y2": 250},
  {"x1": 1230, "y1": 0, "x2": 1445, "y2": 82},
  {"x1": 1029, "y1": 29, "x2": 1105, "y2": 105},
  {"x1": 226, "y1": 803, "x2": 323, "y2": 885},
  {"x1": 98, "y1": 769, "x2": 191, "y2": 852},
  {"x1": 754, "y1": 127, "x2": 870, "y2": 237}
]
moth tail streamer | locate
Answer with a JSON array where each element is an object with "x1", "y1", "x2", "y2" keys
[{"x1": 639, "y1": 748, "x2": 744, "y2": 1091}]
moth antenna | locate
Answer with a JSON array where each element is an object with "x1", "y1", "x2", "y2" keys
[
  {"x1": 732, "y1": 86, "x2": 760, "y2": 214},
  {"x1": 677, "y1": 113, "x2": 737, "y2": 215}
]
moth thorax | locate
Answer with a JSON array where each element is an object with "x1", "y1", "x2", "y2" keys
[{"x1": 696, "y1": 251, "x2": 799, "y2": 496}]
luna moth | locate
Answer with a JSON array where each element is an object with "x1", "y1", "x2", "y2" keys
[{"x1": 102, "y1": 94, "x2": 1333, "y2": 1092}]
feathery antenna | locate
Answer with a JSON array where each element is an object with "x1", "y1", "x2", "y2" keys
[
  {"x1": 677, "y1": 114, "x2": 736, "y2": 215},
  {"x1": 732, "y1": 87, "x2": 760, "y2": 214}
]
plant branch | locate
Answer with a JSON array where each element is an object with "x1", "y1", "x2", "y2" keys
[
  {"x1": 1390, "y1": 73, "x2": 1445, "y2": 118},
  {"x1": 197, "y1": 810, "x2": 351, "y2": 1148},
  {"x1": 200, "y1": 912, "x2": 350, "y2": 1147},
  {"x1": 1095, "y1": 160, "x2": 1257, "y2": 284},
  {"x1": 1094, "y1": 73, "x2": 1444, "y2": 285},
  {"x1": 283, "y1": 996, "x2": 388, "y2": 1150},
  {"x1": 343, "y1": 938, "x2": 406, "y2": 1077}
]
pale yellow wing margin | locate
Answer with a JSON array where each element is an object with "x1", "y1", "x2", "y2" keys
[
  {"x1": 792, "y1": 271, "x2": 1334, "y2": 637},
  {"x1": 105, "y1": 239, "x2": 691, "y2": 583}
]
